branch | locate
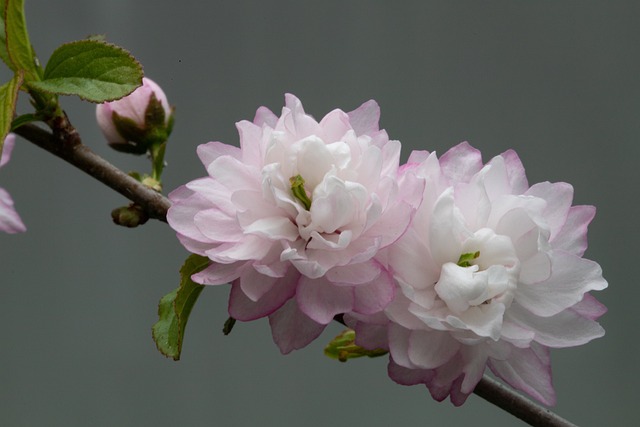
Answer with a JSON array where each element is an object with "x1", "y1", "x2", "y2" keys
[
  {"x1": 474, "y1": 376, "x2": 578, "y2": 427},
  {"x1": 14, "y1": 123, "x2": 171, "y2": 222},
  {"x1": 15, "y1": 122, "x2": 577, "y2": 427}
]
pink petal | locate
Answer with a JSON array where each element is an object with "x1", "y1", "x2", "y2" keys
[
  {"x1": 488, "y1": 343, "x2": 556, "y2": 406},
  {"x1": 239, "y1": 266, "x2": 278, "y2": 302},
  {"x1": 192, "y1": 261, "x2": 247, "y2": 286},
  {"x1": 253, "y1": 106, "x2": 278, "y2": 128},
  {"x1": 570, "y1": 293, "x2": 607, "y2": 320},
  {"x1": 344, "y1": 312, "x2": 390, "y2": 350},
  {"x1": 269, "y1": 298, "x2": 327, "y2": 354},
  {"x1": 205, "y1": 235, "x2": 272, "y2": 263},
  {"x1": 388, "y1": 358, "x2": 435, "y2": 386},
  {"x1": 296, "y1": 277, "x2": 354, "y2": 324},
  {"x1": 236, "y1": 120, "x2": 266, "y2": 166},
  {"x1": 347, "y1": 99, "x2": 380, "y2": 136},
  {"x1": 352, "y1": 269, "x2": 396, "y2": 315},
  {"x1": 326, "y1": 260, "x2": 382, "y2": 285},
  {"x1": 407, "y1": 329, "x2": 460, "y2": 369},
  {"x1": 551, "y1": 205, "x2": 595, "y2": 256},
  {"x1": 0, "y1": 188, "x2": 26, "y2": 233},
  {"x1": 516, "y1": 251, "x2": 607, "y2": 317},
  {"x1": 228, "y1": 268, "x2": 299, "y2": 321},
  {"x1": 525, "y1": 181, "x2": 574, "y2": 240},
  {"x1": 500, "y1": 148, "x2": 529, "y2": 194},
  {"x1": 388, "y1": 323, "x2": 415, "y2": 368},
  {"x1": 197, "y1": 141, "x2": 241, "y2": 167},
  {"x1": 507, "y1": 302, "x2": 605, "y2": 348},
  {"x1": 194, "y1": 208, "x2": 243, "y2": 242},
  {"x1": 1, "y1": 133, "x2": 16, "y2": 167},
  {"x1": 439, "y1": 142, "x2": 483, "y2": 184}
]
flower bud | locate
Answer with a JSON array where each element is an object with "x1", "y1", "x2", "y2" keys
[
  {"x1": 111, "y1": 204, "x2": 149, "y2": 228},
  {"x1": 96, "y1": 77, "x2": 173, "y2": 154}
]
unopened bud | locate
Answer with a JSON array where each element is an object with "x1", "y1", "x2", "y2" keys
[
  {"x1": 96, "y1": 77, "x2": 173, "y2": 154},
  {"x1": 111, "y1": 204, "x2": 149, "y2": 228}
]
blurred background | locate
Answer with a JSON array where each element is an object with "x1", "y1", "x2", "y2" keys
[{"x1": 1, "y1": 1, "x2": 637, "y2": 425}]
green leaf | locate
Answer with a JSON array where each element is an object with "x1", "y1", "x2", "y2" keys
[
  {"x1": 28, "y1": 40, "x2": 143, "y2": 103},
  {"x1": 2, "y1": 0, "x2": 39, "y2": 80},
  {"x1": 0, "y1": 71, "x2": 23, "y2": 157},
  {"x1": 152, "y1": 254, "x2": 210, "y2": 361},
  {"x1": 10, "y1": 112, "x2": 37, "y2": 129},
  {"x1": 324, "y1": 329, "x2": 388, "y2": 362},
  {"x1": 0, "y1": 1, "x2": 11, "y2": 68}
]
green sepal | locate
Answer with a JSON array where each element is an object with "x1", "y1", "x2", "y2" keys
[
  {"x1": 1, "y1": 0, "x2": 40, "y2": 80},
  {"x1": 222, "y1": 317, "x2": 236, "y2": 336},
  {"x1": 152, "y1": 254, "x2": 210, "y2": 361},
  {"x1": 10, "y1": 112, "x2": 37, "y2": 130},
  {"x1": 28, "y1": 40, "x2": 143, "y2": 103},
  {"x1": 457, "y1": 251, "x2": 480, "y2": 267},
  {"x1": 110, "y1": 111, "x2": 148, "y2": 154},
  {"x1": 0, "y1": 71, "x2": 23, "y2": 157},
  {"x1": 150, "y1": 141, "x2": 167, "y2": 180},
  {"x1": 324, "y1": 329, "x2": 388, "y2": 362}
]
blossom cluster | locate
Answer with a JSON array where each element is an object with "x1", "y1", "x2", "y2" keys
[{"x1": 167, "y1": 94, "x2": 607, "y2": 405}]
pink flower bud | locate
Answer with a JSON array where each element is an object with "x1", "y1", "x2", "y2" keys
[{"x1": 96, "y1": 77, "x2": 172, "y2": 152}]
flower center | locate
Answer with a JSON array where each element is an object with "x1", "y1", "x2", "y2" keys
[
  {"x1": 289, "y1": 174, "x2": 312, "y2": 210},
  {"x1": 434, "y1": 228, "x2": 519, "y2": 315}
]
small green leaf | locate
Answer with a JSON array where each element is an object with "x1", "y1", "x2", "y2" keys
[
  {"x1": 2, "y1": 0, "x2": 39, "y2": 80},
  {"x1": 324, "y1": 329, "x2": 388, "y2": 362},
  {"x1": 0, "y1": 71, "x2": 23, "y2": 157},
  {"x1": 152, "y1": 254, "x2": 210, "y2": 361},
  {"x1": 10, "y1": 112, "x2": 37, "y2": 130},
  {"x1": 28, "y1": 40, "x2": 143, "y2": 103}
]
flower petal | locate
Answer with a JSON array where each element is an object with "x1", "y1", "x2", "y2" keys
[{"x1": 269, "y1": 298, "x2": 327, "y2": 354}]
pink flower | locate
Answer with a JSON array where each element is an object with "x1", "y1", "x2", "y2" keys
[
  {"x1": 347, "y1": 142, "x2": 607, "y2": 406},
  {"x1": 168, "y1": 94, "x2": 420, "y2": 353},
  {"x1": 0, "y1": 134, "x2": 26, "y2": 233},
  {"x1": 96, "y1": 77, "x2": 172, "y2": 153}
]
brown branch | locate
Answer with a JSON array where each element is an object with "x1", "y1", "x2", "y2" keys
[
  {"x1": 474, "y1": 376, "x2": 578, "y2": 427},
  {"x1": 15, "y1": 121, "x2": 577, "y2": 427},
  {"x1": 14, "y1": 123, "x2": 171, "y2": 222}
]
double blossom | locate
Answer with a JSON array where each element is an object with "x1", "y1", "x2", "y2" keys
[
  {"x1": 168, "y1": 94, "x2": 419, "y2": 353},
  {"x1": 347, "y1": 142, "x2": 607, "y2": 405},
  {"x1": 168, "y1": 95, "x2": 606, "y2": 405}
]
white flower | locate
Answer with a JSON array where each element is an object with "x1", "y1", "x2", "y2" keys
[{"x1": 347, "y1": 142, "x2": 607, "y2": 405}]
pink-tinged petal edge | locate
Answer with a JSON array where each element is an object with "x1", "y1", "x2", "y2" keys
[{"x1": 269, "y1": 298, "x2": 327, "y2": 354}]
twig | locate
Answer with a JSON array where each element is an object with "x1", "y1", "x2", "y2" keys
[
  {"x1": 14, "y1": 123, "x2": 171, "y2": 222},
  {"x1": 474, "y1": 376, "x2": 578, "y2": 427},
  {"x1": 14, "y1": 122, "x2": 578, "y2": 427}
]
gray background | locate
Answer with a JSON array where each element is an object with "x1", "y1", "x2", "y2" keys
[{"x1": 0, "y1": 1, "x2": 637, "y2": 426}]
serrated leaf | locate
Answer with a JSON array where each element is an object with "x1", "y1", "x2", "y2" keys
[
  {"x1": 152, "y1": 254, "x2": 210, "y2": 361},
  {"x1": 2, "y1": 0, "x2": 39, "y2": 79},
  {"x1": 28, "y1": 40, "x2": 142, "y2": 103},
  {"x1": 0, "y1": 0, "x2": 11, "y2": 67},
  {"x1": 0, "y1": 71, "x2": 23, "y2": 157}
]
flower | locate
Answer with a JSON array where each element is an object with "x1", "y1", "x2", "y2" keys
[
  {"x1": 96, "y1": 77, "x2": 172, "y2": 154},
  {"x1": 347, "y1": 142, "x2": 607, "y2": 406},
  {"x1": 0, "y1": 134, "x2": 26, "y2": 233},
  {"x1": 168, "y1": 94, "x2": 420, "y2": 353}
]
